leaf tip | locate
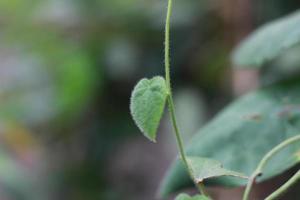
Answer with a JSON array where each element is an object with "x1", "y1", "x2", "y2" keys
[{"x1": 145, "y1": 134, "x2": 157, "y2": 143}]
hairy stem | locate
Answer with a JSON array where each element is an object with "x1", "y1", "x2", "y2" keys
[
  {"x1": 167, "y1": 96, "x2": 203, "y2": 194},
  {"x1": 265, "y1": 170, "x2": 300, "y2": 200},
  {"x1": 243, "y1": 135, "x2": 300, "y2": 200},
  {"x1": 165, "y1": 0, "x2": 172, "y2": 91},
  {"x1": 164, "y1": 0, "x2": 208, "y2": 196}
]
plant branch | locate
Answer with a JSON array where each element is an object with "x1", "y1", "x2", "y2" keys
[
  {"x1": 167, "y1": 90, "x2": 206, "y2": 195},
  {"x1": 265, "y1": 170, "x2": 300, "y2": 200},
  {"x1": 167, "y1": 96, "x2": 187, "y2": 166},
  {"x1": 164, "y1": 0, "x2": 208, "y2": 196},
  {"x1": 164, "y1": 0, "x2": 172, "y2": 92},
  {"x1": 242, "y1": 134, "x2": 300, "y2": 200}
]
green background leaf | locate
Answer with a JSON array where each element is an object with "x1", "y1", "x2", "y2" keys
[
  {"x1": 130, "y1": 76, "x2": 168, "y2": 142},
  {"x1": 175, "y1": 193, "x2": 210, "y2": 200},
  {"x1": 159, "y1": 78, "x2": 300, "y2": 197},
  {"x1": 233, "y1": 10, "x2": 300, "y2": 67},
  {"x1": 187, "y1": 156, "x2": 247, "y2": 183}
]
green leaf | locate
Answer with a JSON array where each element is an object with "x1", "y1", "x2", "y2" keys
[
  {"x1": 233, "y1": 10, "x2": 300, "y2": 67},
  {"x1": 159, "y1": 78, "x2": 300, "y2": 197},
  {"x1": 130, "y1": 76, "x2": 168, "y2": 142},
  {"x1": 175, "y1": 193, "x2": 210, "y2": 200},
  {"x1": 187, "y1": 156, "x2": 247, "y2": 183}
]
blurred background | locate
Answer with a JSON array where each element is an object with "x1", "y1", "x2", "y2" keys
[{"x1": 0, "y1": 0, "x2": 300, "y2": 199}]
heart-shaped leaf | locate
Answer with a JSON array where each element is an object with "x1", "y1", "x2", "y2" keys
[
  {"x1": 187, "y1": 156, "x2": 247, "y2": 183},
  {"x1": 233, "y1": 10, "x2": 300, "y2": 67},
  {"x1": 159, "y1": 78, "x2": 300, "y2": 197},
  {"x1": 175, "y1": 193, "x2": 211, "y2": 200},
  {"x1": 130, "y1": 76, "x2": 168, "y2": 142}
]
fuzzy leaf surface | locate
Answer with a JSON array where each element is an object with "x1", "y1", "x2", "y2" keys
[
  {"x1": 130, "y1": 76, "x2": 168, "y2": 142},
  {"x1": 187, "y1": 156, "x2": 247, "y2": 183}
]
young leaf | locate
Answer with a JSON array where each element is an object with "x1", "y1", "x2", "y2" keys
[
  {"x1": 175, "y1": 193, "x2": 211, "y2": 200},
  {"x1": 159, "y1": 78, "x2": 300, "y2": 197},
  {"x1": 130, "y1": 76, "x2": 168, "y2": 142},
  {"x1": 187, "y1": 156, "x2": 247, "y2": 183},
  {"x1": 233, "y1": 10, "x2": 300, "y2": 67}
]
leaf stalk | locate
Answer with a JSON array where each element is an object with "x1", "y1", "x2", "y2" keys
[
  {"x1": 242, "y1": 134, "x2": 300, "y2": 200},
  {"x1": 265, "y1": 170, "x2": 300, "y2": 200}
]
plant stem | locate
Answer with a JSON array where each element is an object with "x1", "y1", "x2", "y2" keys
[
  {"x1": 167, "y1": 96, "x2": 187, "y2": 166},
  {"x1": 163, "y1": 0, "x2": 208, "y2": 196},
  {"x1": 167, "y1": 88, "x2": 206, "y2": 195},
  {"x1": 265, "y1": 170, "x2": 300, "y2": 200},
  {"x1": 198, "y1": 182, "x2": 210, "y2": 197},
  {"x1": 242, "y1": 134, "x2": 300, "y2": 200},
  {"x1": 165, "y1": 0, "x2": 172, "y2": 92}
]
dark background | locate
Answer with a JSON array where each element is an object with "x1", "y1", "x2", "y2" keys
[{"x1": 0, "y1": 0, "x2": 299, "y2": 199}]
